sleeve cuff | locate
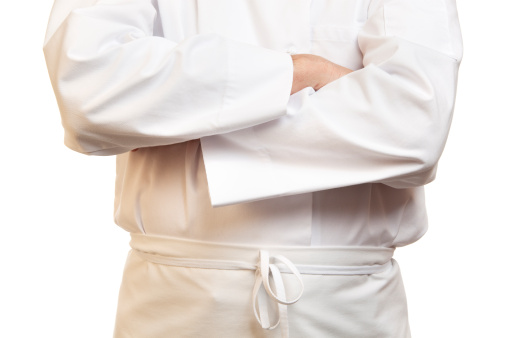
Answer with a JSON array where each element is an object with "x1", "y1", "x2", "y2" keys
[{"x1": 201, "y1": 87, "x2": 314, "y2": 207}]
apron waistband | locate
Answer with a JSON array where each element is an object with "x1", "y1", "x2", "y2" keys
[
  {"x1": 129, "y1": 233, "x2": 395, "y2": 338},
  {"x1": 130, "y1": 233, "x2": 395, "y2": 268}
]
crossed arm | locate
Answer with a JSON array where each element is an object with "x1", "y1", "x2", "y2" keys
[
  {"x1": 44, "y1": 0, "x2": 462, "y2": 205},
  {"x1": 130, "y1": 54, "x2": 351, "y2": 152}
]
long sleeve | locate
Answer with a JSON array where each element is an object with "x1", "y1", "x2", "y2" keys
[
  {"x1": 201, "y1": 0, "x2": 463, "y2": 206},
  {"x1": 43, "y1": 0, "x2": 293, "y2": 155}
]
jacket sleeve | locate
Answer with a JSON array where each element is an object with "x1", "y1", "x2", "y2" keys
[
  {"x1": 43, "y1": 0, "x2": 293, "y2": 155},
  {"x1": 200, "y1": 0, "x2": 463, "y2": 206}
]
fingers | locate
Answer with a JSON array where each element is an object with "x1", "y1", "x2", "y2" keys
[{"x1": 291, "y1": 54, "x2": 353, "y2": 94}]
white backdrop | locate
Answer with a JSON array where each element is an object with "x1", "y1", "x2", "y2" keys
[{"x1": 1, "y1": 1, "x2": 505, "y2": 337}]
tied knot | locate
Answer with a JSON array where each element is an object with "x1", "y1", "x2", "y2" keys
[{"x1": 252, "y1": 250, "x2": 304, "y2": 337}]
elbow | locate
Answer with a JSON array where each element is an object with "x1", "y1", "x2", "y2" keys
[
  {"x1": 46, "y1": 45, "x2": 140, "y2": 156},
  {"x1": 405, "y1": 153, "x2": 440, "y2": 187},
  {"x1": 60, "y1": 106, "x2": 131, "y2": 156},
  {"x1": 413, "y1": 139, "x2": 443, "y2": 175},
  {"x1": 384, "y1": 122, "x2": 447, "y2": 189},
  {"x1": 381, "y1": 153, "x2": 439, "y2": 188},
  {"x1": 51, "y1": 67, "x2": 136, "y2": 156},
  {"x1": 43, "y1": 6, "x2": 158, "y2": 156},
  {"x1": 398, "y1": 83, "x2": 454, "y2": 187},
  {"x1": 384, "y1": 164, "x2": 438, "y2": 189}
]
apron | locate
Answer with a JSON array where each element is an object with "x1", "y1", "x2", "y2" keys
[{"x1": 113, "y1": 234, "x2": 410, "y2": 338}]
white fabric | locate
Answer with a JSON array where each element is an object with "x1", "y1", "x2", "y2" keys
[
  {"x1": 43, "y1": 0, "x2": 462, "y2": 248},
  {"x1": 115, "y1": 251, "x2": 409, "y2": 337},
  {"x1": 201, "y1": 0, "x2": 463, "y2": 206},
  {"x1": 128, "y1": 233, "x2": 396, "y2": 337},
  {"x1": 43, "y1": 0, "x2": 294, "y2": 156},
  {"x1": 134, "y1": 245, "x2": 391, "y2": 337},
  {"x1": 43, "y1": 0, "x2": 462, "y2": 336},
  {"x1": 44, "y1": 0, "x2": 462, "y2": 207}
]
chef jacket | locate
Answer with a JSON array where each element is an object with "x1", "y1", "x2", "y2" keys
[{"x1": 43, "y1": 0, "x2": 463, "y2": 247}]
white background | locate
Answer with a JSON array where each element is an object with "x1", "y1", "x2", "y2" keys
[{"x1": 1, "y1": 1, "x2": 506, "y2": 337}]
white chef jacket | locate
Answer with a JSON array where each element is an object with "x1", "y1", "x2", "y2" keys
[{"x1": 44, "y1": 0, "x2": 463, "y2": 247}]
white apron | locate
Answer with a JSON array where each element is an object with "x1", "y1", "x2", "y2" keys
[{"x1": 114, "y1": 234, "x2": 409, "y2": 338}]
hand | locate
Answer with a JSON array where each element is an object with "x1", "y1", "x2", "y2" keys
[{"x1": 291, "y1": 54, "x2": 352, "y2": 95}]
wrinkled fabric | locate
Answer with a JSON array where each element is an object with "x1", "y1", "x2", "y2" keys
[
  {"x1": 111, "y1": 141, "x2": 429, "y2": 247},
  {"x1": 114, "y1": 234, "x2": 409, "y2": 338},
  {"x1": 44, "y1": 0, "x2": 462, "y2": 247},
  {"x1": 44, "y1": 0, "x2": 462, "y2": 336},
  {"x1": 201, "y1": 0, "x2": 463, "y2": 205}
]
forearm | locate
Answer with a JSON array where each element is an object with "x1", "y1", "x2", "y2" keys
[
  {"x1": 201, "y1": 0, "x2": 463, "y2": 206},
  {"x1": 44, "y1": 0, "x2": 294, "y2": 156}
]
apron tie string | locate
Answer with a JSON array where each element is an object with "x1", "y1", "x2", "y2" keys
[{"x1": 252, "y1": 250, "x2": 304, "y2": 338}]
